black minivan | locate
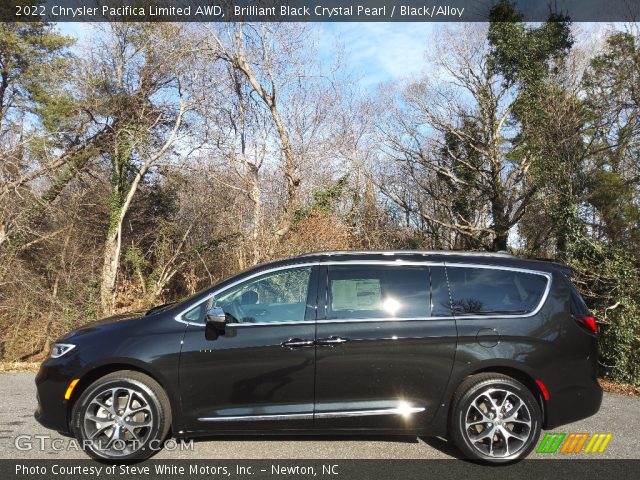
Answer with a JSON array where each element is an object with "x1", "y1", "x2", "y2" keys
[{"x1": 35, "y1": 251, "x2": 602, "y2": 462}]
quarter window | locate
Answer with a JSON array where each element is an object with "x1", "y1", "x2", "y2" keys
[
  {"x1": 183, "y1": 302, "x2": 206, "y2": 323},
  {"x1": 327, "y1": 266, "x2": 429, "y2": 319},
  {"x1": 446, "y1": 267, "x2": 547, "y2": 316}
]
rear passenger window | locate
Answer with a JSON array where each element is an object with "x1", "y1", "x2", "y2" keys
[
  {"x1": 327, "y1": 266, "x2": 429, "y2": 319},
  {"x1": 447, "y1": 267, "x2": 547, "y2": 315}
]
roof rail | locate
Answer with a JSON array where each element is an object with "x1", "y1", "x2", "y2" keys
[{"x1": 297, "y1": 250, "x2": 516, "y2": 258}]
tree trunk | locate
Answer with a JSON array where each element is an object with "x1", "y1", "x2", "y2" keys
[
  {"x1": 0, "y1": 66, "x2": 8, "y2": 130},
  {"x1": 492, "y1": 231, "x2": 508, "y2": 251},
  {"x1": 100, "y1": 228, "x2": 121, "y2": 315},
  {"x1": 270, "y1": 102, "x2": 300, "y2": 242},
  {"x1": 233, "y1": 53, "x2": 300, "y2": 244},
  {"x1": 490, "y1": 207, "x2": 510, "y2": 251},
  {"x1": 98, "y1": 101, "x2": 186, "y2": 316},
  {"x1": 248, "y1": 165, "x2": 262, "y2": 265}
]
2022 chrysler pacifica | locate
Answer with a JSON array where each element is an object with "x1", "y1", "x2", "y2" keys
[{"x1": 35, "y1": 251, "x2": 602, "y2": 462}]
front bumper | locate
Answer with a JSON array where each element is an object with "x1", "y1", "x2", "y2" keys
[{"x1": 34, "y1": 360, "x2": 75, "y2": 434}]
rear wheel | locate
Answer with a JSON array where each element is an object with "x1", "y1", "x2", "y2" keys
[
  {"x1": 70, "y1": 370, "x2": 171, "y2": 460},
  {"x1": 450, "y1": 373, "x2": 541, "y2": 463}
]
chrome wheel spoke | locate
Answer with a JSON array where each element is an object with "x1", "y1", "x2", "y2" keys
[
  {"x1": 123, "y1": 424, "x2": 143, "y2": 442},
  {"x1": 90, "y1": 390, "x2": 116, "y2": 414},
  {"x1": 481, "y1": 391, "x2": 501, "y2": 412},
  {"x1": 126, "y1": 404, "x2": 148, "y2": 416},
  {"x1": 489, "y1": 429, "x2": 496, "y2": 456},
  {"x1": 466, "y1": 419, "x2": 488, "y2": 428},
  {"x1": 122, "y1": 389, "x2": 138, "y2": 416},
  {"x1": 504, "y1": 396, "x2": 522, "y2": 415},
  {"x1": 471, "y1": 425, "x2": 497, "y2": 442},
  {"x1": 104, "y1": 425, "x2": 122, "y2": 450},
  {"x1": 470, "y1": 398, "x2": 491, "y2": 417},
  {"x1": 497, "y1": 427, "x2": 509, "y2": 456},
  {"x1": 504, "y1": 416, "x2": 531, "y2": 426},
  {"x1": 501, "y1": 426, "x2": 528, "y2": 442},
  {"x1": 126, "y1": 419, "x2": 153, "y2": 429},
  {"x1": 85, "y1": 414, "x2": 110, "y2": 424},
  {"x1": 88, "y1": 421, "x2": 114, "y2": 439}
]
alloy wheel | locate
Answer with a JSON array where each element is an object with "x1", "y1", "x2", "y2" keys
[
  {"x1": 463, "y1": 387, "x2": 532, "y2": 458},
  {"x1": 83, "y1": 387, "x2": 154, "y2": 457}
]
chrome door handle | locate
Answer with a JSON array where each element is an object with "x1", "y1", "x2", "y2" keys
[
  {"x1": 316, "y1": 336, "x2": 349, "y2": 346},
  {"x1": 281, "y1": 338, "x2": 315, "y2": 349}
]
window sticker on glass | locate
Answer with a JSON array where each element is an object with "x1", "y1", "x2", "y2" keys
[{"x1": 331, "y1": 279, "x2": 381, "y2": 311}]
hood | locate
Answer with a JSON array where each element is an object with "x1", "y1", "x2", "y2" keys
[
  {"x1": 87, "y1": 311, "x2": 146, "y2": 327},
  {"x1": 145, "y1": 301, "x2": 178, "y2": 316},
  {"x1": 58, "y1": 311, "x2": 147, "y2": 342}
]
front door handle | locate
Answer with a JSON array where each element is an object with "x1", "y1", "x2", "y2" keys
[
  {"x1": 281, "y1": 338, "x2": 315, "y2": 349},
  {"x1": 316, "y1": 336, "x2": 349, "y2": 346}
]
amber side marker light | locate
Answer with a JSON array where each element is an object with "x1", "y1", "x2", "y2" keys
[{"x1": 64, "y1": 379, "x2": 80, "y2": 400}]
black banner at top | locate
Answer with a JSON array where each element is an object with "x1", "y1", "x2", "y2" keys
[{"x1": 3, "y1": 0, "x2": 640, "y2": 22}]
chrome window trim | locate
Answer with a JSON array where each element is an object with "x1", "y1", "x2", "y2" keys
[
  {"x1": 174, "y1": 259, "x2": 553, "y2": 326},
  {"x1": 227, "y1": 317, "x2": 450, "y2": 327},
  {"x1": 228, "y1": 321, "x2": 315, "y2": 327},
  {"x1": 322, "y1": 259, "x2": 443, "y2": 267},
  {"x1": 298, "y1": 249, "x2": 515, "y2": 258},
  {"x1": 198, "y1": 406, "x2": 425, "y2": 422},
  {"x1": 317, "y1": 317, "x2": 442, "y2": 324}
]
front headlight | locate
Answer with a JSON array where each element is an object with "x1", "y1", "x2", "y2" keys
[{"x1": 50, "y1": 343, "x2": 76, "y2": 358}]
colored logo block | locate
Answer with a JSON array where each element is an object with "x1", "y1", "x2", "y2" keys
[{"x1": 537, "y1": 432, "x2": 612, "y2": 454}]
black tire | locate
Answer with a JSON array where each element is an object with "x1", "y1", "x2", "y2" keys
[
  {"x1": 71, "y1": 370, "x2": 172, "y2": 461},
  {"x1": 450, "y1": 373, "x2": 541, "y2": 463}
]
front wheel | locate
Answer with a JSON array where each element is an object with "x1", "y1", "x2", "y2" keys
[
  {"x1": 70, "y1": 370, "x2": 172, "y2": 461},
  {"x1": 450, "y1": 373, "x2": 542, "y2": 463}
]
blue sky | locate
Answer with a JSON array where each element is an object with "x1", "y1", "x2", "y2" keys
[
  {"x1": 317, "y1": 23, "x2": 437, "y2": 87},
  {"x1": 56, "y1": 22, "x2": 614, "y2": 92},
  {"x1": 57, "y1": 22, "x2": 437, "y2": 90}
]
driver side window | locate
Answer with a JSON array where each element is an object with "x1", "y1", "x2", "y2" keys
[{"x1": 213, "y1": 266, "x2": 313, "y2": 324}]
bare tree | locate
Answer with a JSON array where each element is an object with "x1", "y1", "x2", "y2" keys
[
  {"x1": 197, "y1": 22, "x2": 348, "y2": 262},
  {"x1": 378, "y1": 24, "x2": 538, "y2": 251}
]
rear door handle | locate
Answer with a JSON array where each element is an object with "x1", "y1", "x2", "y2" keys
[
  {"x1": 281, "y1": 338, "x2": 315, "y2": 349},
  {"x1": 316, "y1": 336, "x2": 349, "y2": 346}
]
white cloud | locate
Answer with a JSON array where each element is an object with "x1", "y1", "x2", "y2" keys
[
  {"x1": 319, "y1": 22, "x2": 437, "y2": 87},
  {"x1": 56, "y1": 22, "x2": 96, "y2": 44}
]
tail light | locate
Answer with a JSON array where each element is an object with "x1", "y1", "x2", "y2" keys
[{"x1": 576, "y1": 315, "x2": 598, "y2": 335}]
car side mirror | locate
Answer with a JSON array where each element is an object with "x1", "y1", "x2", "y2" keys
[{"x1": 206, "y1": 307, "x2": 227, "y2": 331}]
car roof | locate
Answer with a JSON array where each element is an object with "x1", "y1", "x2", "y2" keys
[{"x1": 269, "y1": 250, "x2": 571, "y2": 275}]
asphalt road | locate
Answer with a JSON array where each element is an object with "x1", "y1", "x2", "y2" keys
[{"x1": 1, "y1": 372, "x2": 638, "y2": 460}]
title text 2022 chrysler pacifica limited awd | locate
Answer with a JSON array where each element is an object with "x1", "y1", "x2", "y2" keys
[{"x1": 35, "y1": 251, "x2": 602, "y2": 463}]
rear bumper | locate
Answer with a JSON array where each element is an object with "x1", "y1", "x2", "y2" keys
[
  {"x1": 544, "y1": 378, "x2": 603, "y2": 429},
  {"x1": 34, "y1": 361, "x2": 73, "y2": 434}
]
